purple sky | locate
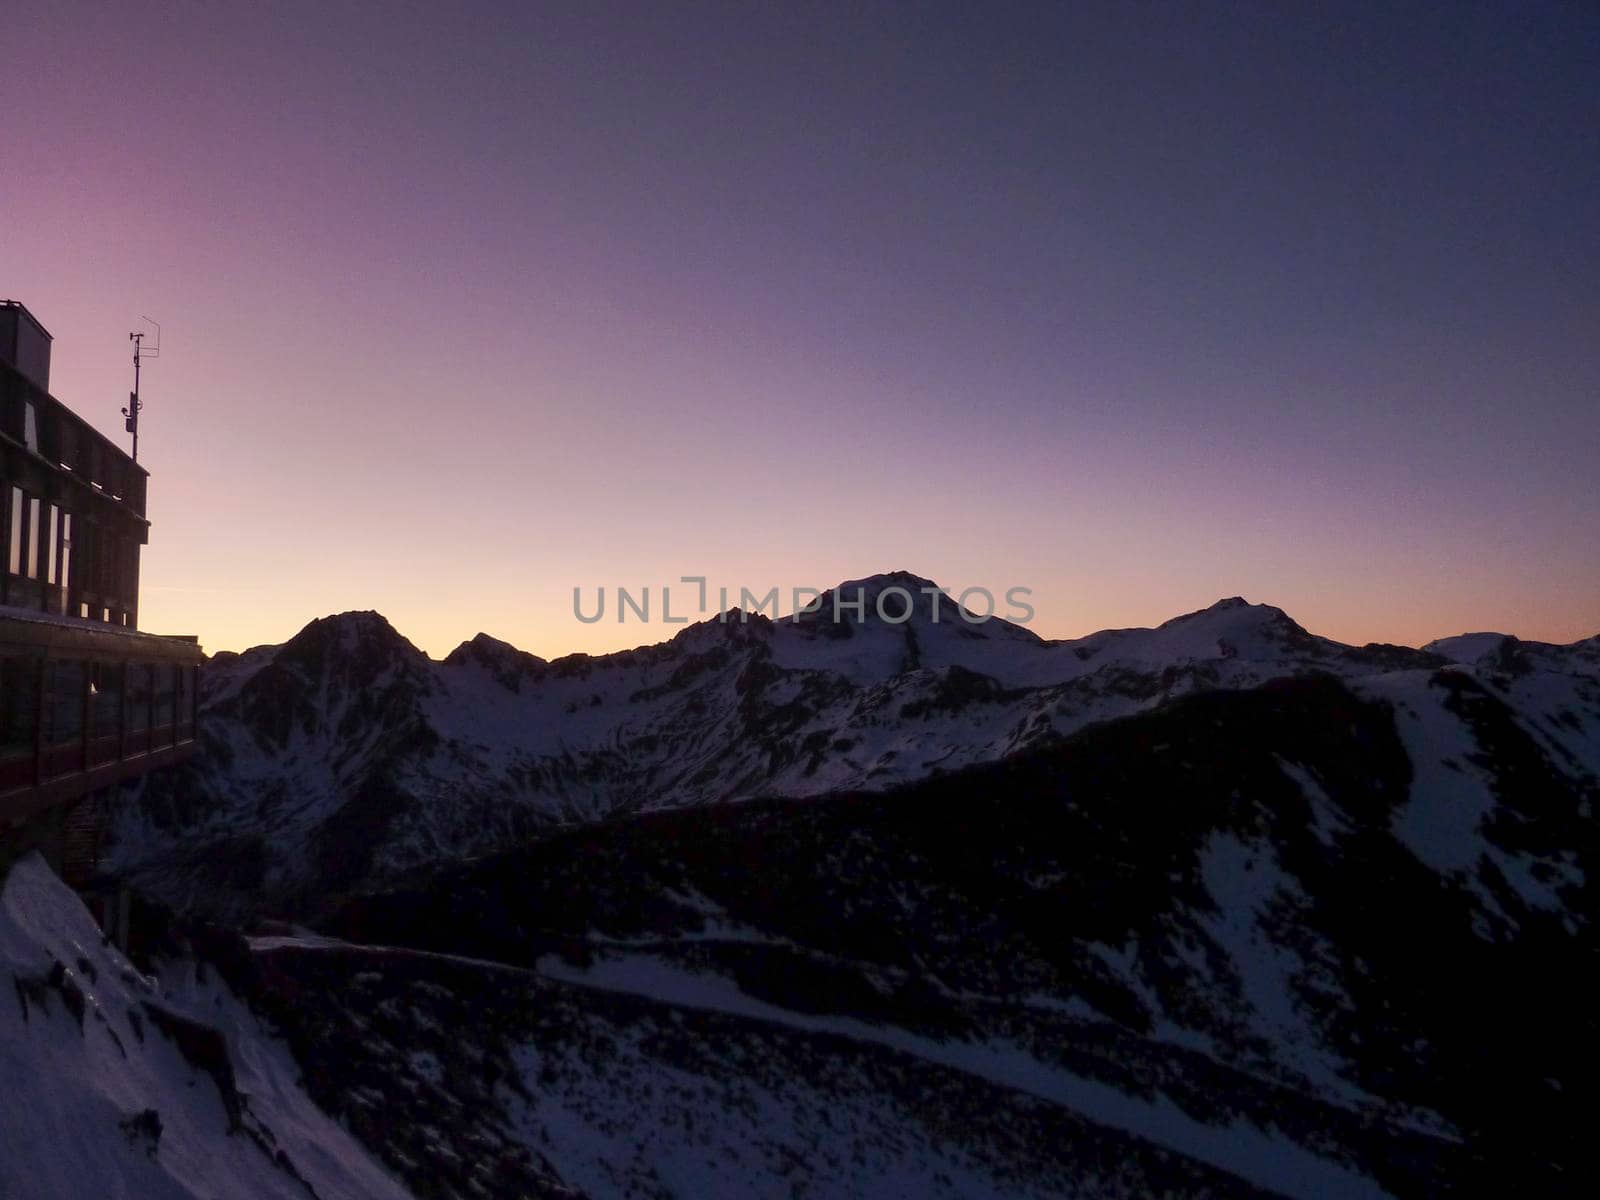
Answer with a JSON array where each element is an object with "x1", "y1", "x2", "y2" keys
[{"x1": 4, "y1": 2, "x2": 1596, "y2": 657}]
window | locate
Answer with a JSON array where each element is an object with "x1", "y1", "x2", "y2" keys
[
  {"x1": 90, "y1": 662, "x2": 123, "y2": 737},
  {"x1": 127, "y1": 665, "x2": 151, "y2": 732},
  {"x1": 0, "y1": 657, "x2": 40, "y2": 758},
  {"x1": 45, "y1": 504, "x2": 58, "y2": 585},
  {"x1": 176, "y1": 665, "x2": 194, "y2": 726},
  {"x1": 6, "y1": 487, "x2": 20, "y2": 575},
  {"x1": 57, "y1": 513, "x2": 72, "y2": 613},
  {"x1": 153, "y1": 664, "x2": 175, "y2": 727},
  {"x1": 23, "y1": 401, "x2": 38, "y2": 451},
  {"x1": 99, "y1": 530, "x2": 113, "y2": 597},
  {"x1": 25, "y1": 497, "x2": 39, "y2": 578},
  {"x1": 116, "y1": 534, "x2": 136, "y2": 603},
  {"x1": 45, "y1": 660, "x2": 85, "y2": 746}
]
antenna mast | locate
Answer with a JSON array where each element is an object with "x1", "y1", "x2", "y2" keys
[{"x1": 122, "y1": 316, "x2": 159, "y2": 462}]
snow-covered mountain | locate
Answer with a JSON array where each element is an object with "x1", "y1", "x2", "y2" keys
[
  {"x1": 269, "y1": 660, "x2": 1592, "y2": 1195},
  {"x1": 108, "y1": 573, "x2": 1598, "y2": 922},
  {"x1": 0, "y1": 853, "x2": 411, "y2": 1199},
  {"x1": 14, "y1": 575, "x2": 1597, "y2": 1196}
]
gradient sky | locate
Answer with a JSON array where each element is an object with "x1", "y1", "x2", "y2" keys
[{"x1": 3, "y1": 1, "x2": 1596, "y2": 658}]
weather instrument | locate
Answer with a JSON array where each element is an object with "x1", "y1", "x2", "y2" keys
[{"x1": 122, "y1": 316, "x2": 160, "y2": 462}]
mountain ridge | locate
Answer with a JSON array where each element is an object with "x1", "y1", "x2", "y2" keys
[
  {"x1": 107, "y1": 575, "x2": 1599, "y2": 921},
  {"x1": 211, "y1": 573, "x2": 1592, "y2": 670}
]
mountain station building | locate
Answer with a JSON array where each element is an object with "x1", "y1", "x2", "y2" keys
[{"x1": 1, "y1": 300, "x2": 201, "y2": 919}]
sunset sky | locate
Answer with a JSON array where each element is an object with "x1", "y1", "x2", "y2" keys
[{"x1": 3, "y1": 2, "x2": 1596, "y2": 659}]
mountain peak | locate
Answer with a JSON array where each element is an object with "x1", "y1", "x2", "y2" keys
[
  {"x1": 284, "y1": 610, "x2": 417, "y2": 652},
  {"x1": 1147, "y1": 597, "x2": 1322, "y2": 658},
  {"x1": 830, "y1": 570, "x2": 943, "y2": 597},
  {"x1": 275, "y1": 611, "x2": 429, "y2": 678},
  {"x1": 443, "y1": 632, "x2": 549, "y2": 686},
  {"x1": 1160, "y1": 597, "x2": 1283, "y2": 628},
  {"x1": 446, "y1": 631, "x2": 544, "y2": 662}
]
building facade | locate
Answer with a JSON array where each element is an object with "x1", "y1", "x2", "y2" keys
[{"x1": 1, "y1": 300, "x2": 201, "y2": 892}]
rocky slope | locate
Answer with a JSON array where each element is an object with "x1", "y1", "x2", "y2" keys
[
  {"x1": 0, "y1": 853, "x2": 411, "y2": 1199},
  {"x1": 82, "y1": 664, "x2": 1591, "y2": 1198},
  {"x1": 298, "y1": 668, "x2": 1592, "y2": 1196}
]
